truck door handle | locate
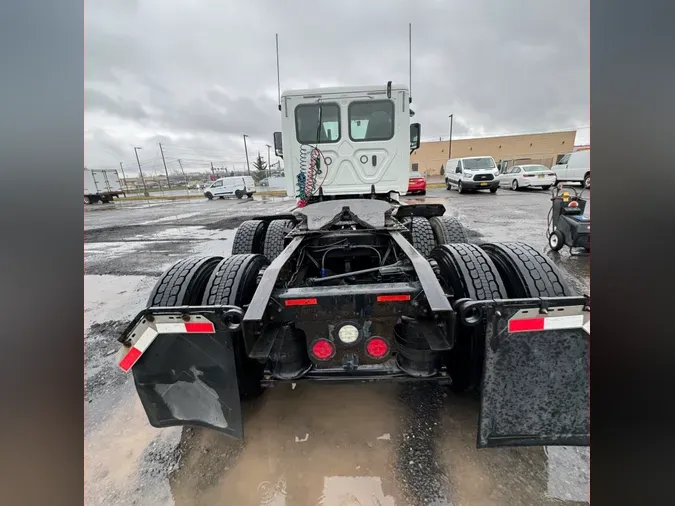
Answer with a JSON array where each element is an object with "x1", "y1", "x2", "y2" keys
[{"x1": 372, "y1": 155, "x2": 377, "y2": 166}]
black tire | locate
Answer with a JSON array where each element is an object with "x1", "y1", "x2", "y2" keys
[
  {"x1": 479, "y1": 242, "x2": 573, "y2": 297},
  {"x1": 231, "y1": 220, "x2": 268, "y2": 255},
  {"x1": 548, "y1": 230, "x2": 565, "y2": 251},
  {"x1": 419, "y1": 190, "x2": 426, "y2": 195},
  {"x1": 409, "y1": 216, "x2": 436, "y2": 257},
  {"x1": 84, "y1": 196, "x2": 91, "y2": 205},
  {"x1": 205, "y1": 192, "x2": 213, "y2": 200},
  {"x1": 235, "y1": 189, "x2": 244, "y2": 199},
  {"x1": 489, "y1": 187, "x2": 498, "y2": 194},
  {"x1": 541, "y1": 185, "x2": 551, "y2": 191},
  {"x1": 202, "y1": 254, "x2": 270, "y2": 399},
  {"x1": 458, "y1": 180, "x2": 466, "y2": 194},
  {"x1": 219, "y1": 196, "x2": 225, "y2": 199},
  {"x1": 429, "y1": 216, "x2": 469, "y2": 244},
  {"x1": 100, "y1": 196, "x2": 110, "y2": 204},
  {"x1": 147, "y1": 256, "x2": 223, "y2": 307},
  {"x1": 263, "y1": 219, "x2": 295, "y2": 261},
  {"x1": 583, "y1": 173, "x2": 590, "y2": 189},
  {"x1": 247, "y1": 193, "x2": 253, "y2": 198},
  {"x1": 431, "y1": 244, "x2": 507, "y2": 393},
  {"x1": 511, "y1": 179, "x2": 519, "y2": 191},
  {"x1": 446, "y1": 179, "x2": 452, "y2": 190}
]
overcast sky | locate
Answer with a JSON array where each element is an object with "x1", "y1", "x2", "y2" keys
[{"x1": 85, "y1": 0, "x2": 589, "y2": 174}]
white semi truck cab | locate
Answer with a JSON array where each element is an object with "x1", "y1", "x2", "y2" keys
[{"x1": 273, "y1": 83, "x2": 420, "y2": 203}]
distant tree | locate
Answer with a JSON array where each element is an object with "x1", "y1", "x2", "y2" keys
[
  {"x1": 251, "y1": 152, "x2": 268, "y2": 183},
  {"x1": 440, "y1": 164, "x2": 445, "y2": 176}
]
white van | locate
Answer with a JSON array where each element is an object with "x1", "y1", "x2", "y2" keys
[
  {"x1": 204, "y1": 176, "x2": 256, "y2": 200},
  {"x1": 551, "y1": 150, "x2": 590, "y2": 188},
  {"x1": 445, "y1": 156, "x2": 500, "y2": 194}
]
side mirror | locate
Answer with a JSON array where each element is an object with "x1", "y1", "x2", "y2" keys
[
  {"x1": 410, "y1": 123, "x2": 421, "y2": 151},
  {"x1": 273, "y1": 131, "x2": 283, "y2": 158}
]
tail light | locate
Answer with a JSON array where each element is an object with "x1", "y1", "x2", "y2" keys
[
  {"x1": 569, "y1": 200, "x2": 579, "y2": 208},
  {"x1": 310, "y1": 339, "x2": 335, "y2": 361},
  {"x1": 523, "y1": 174, "x2": 535, "y2": 178},
  {"x1": 365, "y1": 337, "x2": 389, "y2": 359}
]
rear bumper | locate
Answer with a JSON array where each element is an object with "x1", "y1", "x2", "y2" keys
[
  {"x1": 407, "y1": 184, "x2": 426, "y2": 192},
  {"x1": 521, "y1": 177, "x2": 556, "y2": 187}
]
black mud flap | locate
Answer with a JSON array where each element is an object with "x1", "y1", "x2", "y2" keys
[
  {"x1": 477, "y1": 301, "x2": 589, "y2": 448},
  {"x1": 131, "y1": 330, "x2": 243, "y2": 439}
]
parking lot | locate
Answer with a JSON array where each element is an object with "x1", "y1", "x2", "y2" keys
[{"x1": 85, "y1": 187, "x2": 590, "y2": 506}]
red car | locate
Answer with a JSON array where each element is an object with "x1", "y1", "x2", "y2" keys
[{"x1": 407, "y1": 171, "x2": 426, "y2": 195}]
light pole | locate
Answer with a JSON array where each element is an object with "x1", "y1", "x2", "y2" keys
[
  {"x1": 265, "y1": 143, "x2": 272, "y2": 179},
  {"x1": 243, "y1": 134, "x2": 251, "y2": 175},
  {"x1": 448, "y1": 114, "x2": 454, "y2": 159},
  {"x1": 134, "y1": 147, "x2": 150, "y2": 197}
]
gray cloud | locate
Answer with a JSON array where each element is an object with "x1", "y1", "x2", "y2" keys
[{"x1": 85, "y1": 0, "x2": 589, "y2": 169}]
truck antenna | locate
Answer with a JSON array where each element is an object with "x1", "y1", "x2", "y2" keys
[
  {"x1": 409, "y1": 22, "x2": 412, "y2": 104},
  {"x1": 276, "y1": 33, "x2": 282, "y2": 111}
]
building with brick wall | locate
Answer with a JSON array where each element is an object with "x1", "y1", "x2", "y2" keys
[{"x1": 411, "y1": 130, "x2": 577, "y2": 176}]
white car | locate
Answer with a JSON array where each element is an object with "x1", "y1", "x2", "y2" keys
[
  {"x1": 204, "y1": 176, "x2": 256, "y2": 200},
  {"x1": 499, "y1": 165, "x2": 556, "y2": 191}
]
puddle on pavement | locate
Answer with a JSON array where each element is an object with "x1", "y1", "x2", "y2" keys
[{"x1": 169, "y1": 382, "x2": 409, "y2": 506}]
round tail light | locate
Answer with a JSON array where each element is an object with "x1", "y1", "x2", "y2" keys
[
  {"x1": 365, "y1": 337, "x2": 389, "y2": 359},
  {"x1": 569, "y1": 200, "x2": 579, "y2": 208},
  {"x1": 311, "y1": 339, "x2": 335, "y2": 361}
]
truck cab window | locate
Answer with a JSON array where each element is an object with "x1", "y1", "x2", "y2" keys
[
  {"x1": 349, "y1": 100, "x2": 395, "y2": 141},
  {"x1": 295, "y1": 104, "x2": 341, "y2": 144}
]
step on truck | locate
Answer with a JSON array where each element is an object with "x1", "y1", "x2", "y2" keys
[{"x1": 115, "y1": 83, "x2": 589, "y2": 448}]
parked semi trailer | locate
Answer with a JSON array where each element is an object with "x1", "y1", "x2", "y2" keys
[
  {"x1": 84, "y1": 168, "x2": 123, "y2": 204},
  {"x1": 115, "y1": 83, "x2": 589, "y2": 448}
]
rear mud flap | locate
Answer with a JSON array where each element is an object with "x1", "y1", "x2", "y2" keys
[
  {"x1": 131, "y1": 330, "x2": 243, "y2": 439},
  {"x1": 477, "y1": 303, "x2": 589, "y2": 448}
]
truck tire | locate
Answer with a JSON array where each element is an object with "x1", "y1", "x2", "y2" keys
[
  {"x1": 479, "y1": 242, "x2": 573, "y2": 297},
  {"x1": 409, "y1": 216, "x2": 435, "y2": 257},
  {"x1": 147, "y1": 256, "x2": 223, "y2": 307},
  {"x1": 84, "y1": 196, "x2": 91, "y2": 205},
  {"x1": 235, "y1": 189, "x2": 244, "y2": 199},
  {"x1": 205, "y1": 192, "x2": 213, "y2": 200},
  {"x1": 263, "y1": 219, "x2": 295, "y2": 261},
  {"x1": 458, "y1": 180, "x2": 466, "y2": 194},
  {"x1": 429, "y1": 216, "x2": 469, "y2": 244},
  {"x1": 231, "y1": 220, "x2": 268, "y2": 255},
  {"x1": 431, "y1": 244, "x2": 507, "y2": 393},
  {"x1": 202, "y1": 254, "x2": 270, "y2": 399}
]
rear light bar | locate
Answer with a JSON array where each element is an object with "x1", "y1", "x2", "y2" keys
[
  {"x1": 284, "y1": 298, "x2": 318, "y2": 306},
  {"x1": 377, "y1": 294, "x2": 411, "y2": 302}
]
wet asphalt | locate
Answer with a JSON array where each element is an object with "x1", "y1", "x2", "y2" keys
[{"x1": 84, "y1": 187, "x2": 590, "y2": 506}]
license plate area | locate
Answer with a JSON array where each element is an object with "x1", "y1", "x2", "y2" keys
[{"x1": 480, "y1": 182, "x2": 488, "y2": 186}]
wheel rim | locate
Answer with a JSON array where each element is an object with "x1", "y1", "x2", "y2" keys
[
  {"x1": 585, "y1": 177, "x2": 590, "y2": 188},
  {"x1": 550, "y1": 234, "x2": 558, "y2": 247},
  {"x1": 512, "y1": 180, "x2": 517, "y2": 190},
  {"x1": 458, "y1": 182, "x2": 462, "y2": 192}
]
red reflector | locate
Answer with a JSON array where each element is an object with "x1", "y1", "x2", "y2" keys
[
  {"x1": 365, "y1": 337, "x2": 389, "y2": 358},
  {"x1": 311, "y1": 339, "x2": 335, "y2": 360},
  {"x1": 377, "y1": 294, "x2": 411, "y2": 302},
  {"x1": 508, "y1": 318, "x2": 545, "y2": 332},
  {"x1": 285, "y1": 298, "x2": 318, "y2": 306},
  {"x1": 119, "y1": 347, "x2": 142, "y2": 372},
  {"x1": 184, "y1": 321, "x2": 215, "y2": 333}
]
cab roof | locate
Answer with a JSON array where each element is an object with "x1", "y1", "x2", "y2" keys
[{"x1": 281, "y1": 84, "x2": 408, "y2": 98}]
